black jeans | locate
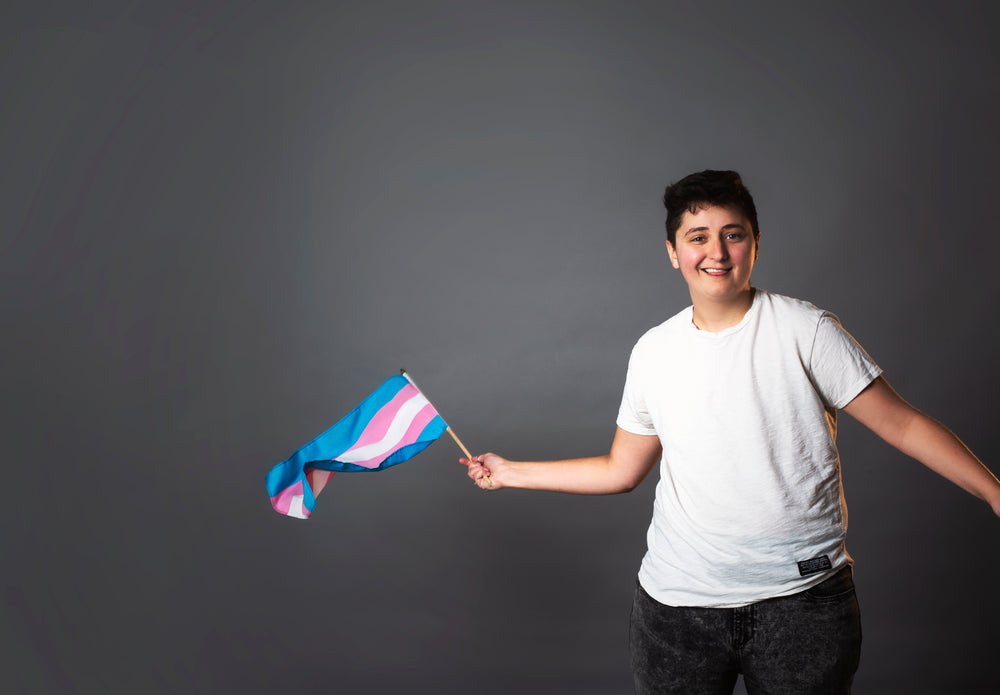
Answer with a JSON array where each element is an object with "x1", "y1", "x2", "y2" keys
[{"x1": 629, "y1": 565, "x2": 862, "y2": 695}]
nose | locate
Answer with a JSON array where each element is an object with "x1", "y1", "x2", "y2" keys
[{"x1": 707, "y1": 236, "x2": 729, "y2": 261}]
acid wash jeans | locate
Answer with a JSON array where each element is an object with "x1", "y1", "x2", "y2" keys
[{"x1": 629, "y1": 565, "x2": 862, "y2": 695}]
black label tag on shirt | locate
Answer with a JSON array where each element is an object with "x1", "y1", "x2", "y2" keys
[{"x1": 797, "y1": 555, "x2": 832, "y2": 577}]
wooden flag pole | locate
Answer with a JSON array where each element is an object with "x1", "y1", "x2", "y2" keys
[
  {"x1": 400, "y1": 369, "x2": 473, "y2": 459},
  {"x1": 445, "y1": 426, "x2": 473, "y2": 460}
]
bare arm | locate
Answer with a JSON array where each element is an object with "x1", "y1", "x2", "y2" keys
[
  {"x1": 459, "y1": 426, "x2": 662, "y2": 495},
  {"x1": 842, "y1": 376, "x2": 1000, "y2": 516}
]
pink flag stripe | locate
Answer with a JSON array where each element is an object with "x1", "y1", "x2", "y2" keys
[
  {"x1": 341, "y1": 401, "x2": 440, "y2": 469},
  {"x1": 270, "y1": 480, "x2": 310, "y2": 519},
  {"x1": 336, "y1": 388, "x2": 434, "y2": 467},
  {"x1": 337, "y1": 384, "x2": 420, "y2": 458},
  {"x1": 305, "y1": 468, "x2": 335, "y2": 498}
]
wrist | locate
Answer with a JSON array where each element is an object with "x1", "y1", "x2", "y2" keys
[
  {"x1": 501, "y1": 460, "x2": 526, "y2": 490},
  {"x1": 984, "y1": 489, "x2": 1000, "y2": 518}
]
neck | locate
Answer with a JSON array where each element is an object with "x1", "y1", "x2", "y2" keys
[{"x1": 690, "y1": 287, "x2": 756, "y2": 332}]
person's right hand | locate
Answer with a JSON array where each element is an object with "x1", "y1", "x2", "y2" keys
[{"x1": 459, "y1": 452, "x2": 509, "y2": 491}]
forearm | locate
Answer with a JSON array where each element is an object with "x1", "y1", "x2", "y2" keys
[
  {"x1": 501, "y1": 455, "x2": 641, "y2": 495},
  {"x1": 843, "y1": 377, "x2": 1000, "y2": 516},
  {"x1": 462, "y1": 428, "x2": 662, "y2": 495},
  {"x1": 894, "y1": 410, "x2": 1000, "y2": 514}
]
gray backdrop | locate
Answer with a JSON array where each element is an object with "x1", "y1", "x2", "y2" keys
[{"x1": 3, "y1": 1, "x2": 998, "y2": 693}]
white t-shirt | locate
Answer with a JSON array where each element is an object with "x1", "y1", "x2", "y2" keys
[{"x1": 617, "y1": 289, "x2": 881, "y2": 607}]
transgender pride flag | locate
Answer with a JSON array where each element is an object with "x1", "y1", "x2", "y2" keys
[{"x1": 266, "y1": 373, "x2": 448, "y2": 519}]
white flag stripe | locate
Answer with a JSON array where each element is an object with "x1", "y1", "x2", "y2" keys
[
  {"x1": 337, "y1": 392, "x2": 432, "y2": 465},
  {"x1": 287, "y1": 495, "x2": 308, "y2": 519}
]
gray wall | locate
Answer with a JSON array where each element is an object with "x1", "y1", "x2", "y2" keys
[{"x1": 2, "y1": 1, "x2": 998, "y2": 693}]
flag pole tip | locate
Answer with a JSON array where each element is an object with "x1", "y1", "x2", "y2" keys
[{"x1": 399, "y1": 367, "x2": 407, "y2": 375}]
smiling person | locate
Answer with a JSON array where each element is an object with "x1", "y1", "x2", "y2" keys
[{"x1": 460, "y1": 170, "x2": 1000, "y2": 695}]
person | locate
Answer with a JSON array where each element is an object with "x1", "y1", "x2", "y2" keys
[{"x1": 459, "y1": 170, "x2": 1000, "y2": 695}]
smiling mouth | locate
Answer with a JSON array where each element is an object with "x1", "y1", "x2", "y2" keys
[{"x1": 700, "y1": 267, "x2": 731, "y2": 276}]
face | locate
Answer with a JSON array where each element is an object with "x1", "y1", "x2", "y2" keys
[{"x1": 666, "y1": 204, "x2": 757, "y2": 305}]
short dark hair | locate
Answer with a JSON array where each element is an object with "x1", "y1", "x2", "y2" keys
[{"x1": 663, "y1": 170, "x2": 760, "y2": 246}]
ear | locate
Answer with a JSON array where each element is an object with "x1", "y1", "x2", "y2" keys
[{"x1": 666, "y1": 239, "x2": 680, "y2": 269}]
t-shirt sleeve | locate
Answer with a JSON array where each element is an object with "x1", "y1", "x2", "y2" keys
[
  {"x1": 616, "y1": 343, "x2": 658, "y2": 435},
  {"x1": 809, "y1": 313, "x2": 883, "y2": 409}
]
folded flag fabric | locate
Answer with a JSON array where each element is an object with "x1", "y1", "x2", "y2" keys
[{"x1": 266, "y1": 373, "x2": 448, "y2": 519}]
